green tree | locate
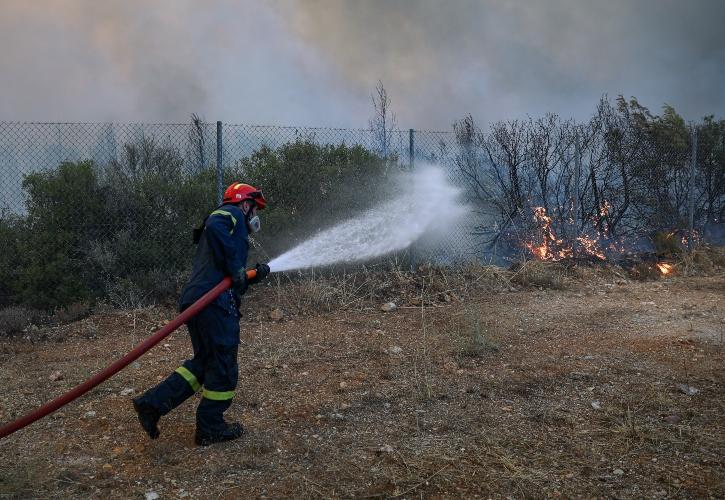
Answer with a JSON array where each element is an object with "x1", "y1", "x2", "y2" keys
[{"x1": 17, "y1": 161, "x2": 106, "y2": 307}]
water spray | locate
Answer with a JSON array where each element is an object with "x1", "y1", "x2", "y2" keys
[{"x1": 267, "y1": 166, "x2": 467, "y2": 272}]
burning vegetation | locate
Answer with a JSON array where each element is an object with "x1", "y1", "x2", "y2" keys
[
  {"x1": 523, "y1": 206, "x2": 608, "y2": 262},
  {"x1": 519, "y1": 205, "x2": 688, "y2": 279}
]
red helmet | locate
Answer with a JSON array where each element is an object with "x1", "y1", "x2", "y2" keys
[{"x1": 222, "y1": 182, "x2": 267, "y2": 209}]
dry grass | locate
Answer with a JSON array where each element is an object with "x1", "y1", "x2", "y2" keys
[
  {"x1": 509, "y1": 260, "x2": 568, "y2": 289},
  {"x1": 248, "y1": 262, "x2": 512, "y2": 318},
  {"x1": 1, "y1": 266, "x2": 723, "y2": 498},
  {"x1": 677, "y1": 245, "x2": 725, "y2": 276}
]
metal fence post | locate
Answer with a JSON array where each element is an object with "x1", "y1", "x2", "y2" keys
[
  {"x1": 216, "y1": 121, "x2": 223, "y2": 205},
  {"x1": 409, "y1": 128, "x2": 416, "y2": 272},
  {"x1": 687, "y1": 126, "x2": 698, "y2": 250}
]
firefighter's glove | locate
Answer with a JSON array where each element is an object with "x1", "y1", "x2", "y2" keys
[
  {"x1": 232, "y1": 271, "x2": 249, "y2": 299},
  {"x1": 248, "y1": 263, "x2": 270, "y2": 285}
]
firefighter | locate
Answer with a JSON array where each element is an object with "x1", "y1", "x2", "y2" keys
[{"x1": 132, "y1": 183, "x2": 270, "y2": 445}]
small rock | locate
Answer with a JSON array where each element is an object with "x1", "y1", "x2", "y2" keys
[
  {"x1": 102, "y1": 463, "x2": 113, "y2": 470},
  {"x1": 131, "y1": 362, "x2": 141, "y2": 370},
  {"x1": 591, "y1": 401, "x2": 602, "y2": 410},
  {"x1": 49, "y1": 371, "x2": 63, "y2": 382},
  {"x1": 613, "y1": 468, "x2": 624, "y2": 476},
  {"x1": 163, "y1": 343, "x2": 171, "y2": 348},
  {"x1": 83, "y1": 411, "x2": 97, "y2": 419},
  {"x1": 339, "y1": 381, "x2": 348, "y2": 390},
  {"x1": 269, "y1": 308, "x2": 284, "y2": 321},
  {"x1": 119, "y1": 388, "x2": 135, "y2": 396},
  {"x1": 677, "y1": 384, "x2": 699, "y2": 396},
  {"x1": 388, "y1": 346, "x2": 403, "y2": 355},
  {"x1": 381, "y1": 302, "x2": 397, "y2": 312},
  {"x1": 663, "y1": 415, "x2": 681, "y2": 424},
  {"x1": 378, "y1": 444, "x2": 394, "y2": 454},
  {"x1": 145, "y1": 492, "x2": 160, "y2": 500}
]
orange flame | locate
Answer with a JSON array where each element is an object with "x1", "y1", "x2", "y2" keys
[
  {"x1": 656, "y1": 263, "x2": 674, "y2": 275},
  {"x1": 525, "y1": 206, "x2": 606, "y2": 261}
]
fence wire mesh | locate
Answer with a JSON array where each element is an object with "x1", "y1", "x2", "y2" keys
[{"x1": 0, "y1": 119, "x2": 722, "y2": 309}]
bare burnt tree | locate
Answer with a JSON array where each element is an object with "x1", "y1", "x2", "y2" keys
[
  {"x1": 575, "y1": 97, "x2": 648, "y2": 238},
  {"x1": 484, "y1": 119, "x2": 530, "y2": 219},
  {"x1": 189, "y1": 113, "x2": 205, "y2": 172},
  {"x1": 369, "y1": 80, "x2": 397, "y2": 161},
  {"x1": 453, "y1": 115, "x2": 538, "y2": 254},
  {"x1": 524, "y1": 113, "x2": 576, "y2": 230}
]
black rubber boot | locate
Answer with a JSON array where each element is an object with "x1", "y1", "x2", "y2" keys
[
  {"x1": 132, "y1": 397, "x2": 161, "y2": 439},
  {"x1": 195, "y1": 422, "x2": 244, "y2": 446}
]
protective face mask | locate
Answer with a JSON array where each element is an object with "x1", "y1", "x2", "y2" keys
[{"x1": 247, "y1": 215, "x2": 261, "y2": 233}]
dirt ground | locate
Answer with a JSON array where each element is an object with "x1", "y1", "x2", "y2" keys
[{"x1": 1, "y1": 270, "x2": 723, "y2": 499}]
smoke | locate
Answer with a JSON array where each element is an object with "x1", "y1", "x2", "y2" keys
[
  {"x1": 0, "y1": 0, "x2": 360, "y2": 124},
  {"x1": 276, "y1": 0, "x2": 725, "y2": 125},
  {"x1": 1, "y1": 0, "x2": 723, "y2": 126}
]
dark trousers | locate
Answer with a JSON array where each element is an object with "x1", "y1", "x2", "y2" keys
[{"x1": 137, "y1": 304, "x2": 239, "y2": 433}]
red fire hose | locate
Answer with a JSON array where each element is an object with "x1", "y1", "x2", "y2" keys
[{"x1": 0, "y1": 270, "x2": 256, "y2": 439}]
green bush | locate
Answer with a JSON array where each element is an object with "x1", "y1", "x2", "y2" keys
[
  {"x1": 15, "y1": 161, "x2": 106, "y2": 308},
  {"x1": 0, "y1": 216, "x2": 22, "y2": 306}
]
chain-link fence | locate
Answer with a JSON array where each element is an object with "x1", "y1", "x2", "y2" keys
[
  {"x1": 0, "y1": 121, "x2": 472, "y2": 309},
  {"x1": 0, "y1": 118, "x2": 722, "y2": 309}
]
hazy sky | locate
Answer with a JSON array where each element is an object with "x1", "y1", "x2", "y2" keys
[{"x1": 1, "y1": 0, "x2": 722, "y2": 129}]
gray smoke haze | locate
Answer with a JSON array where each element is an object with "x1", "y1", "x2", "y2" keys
[{"x1": 1, "y1": 0, "x2": 723, "y2": 128}]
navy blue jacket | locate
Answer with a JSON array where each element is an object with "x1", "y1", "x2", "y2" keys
[{"x1": 179, "y1": 204, "x2": 249, "y2": 312}]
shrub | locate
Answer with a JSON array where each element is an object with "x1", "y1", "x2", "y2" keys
[
  {"x1": 0, "y1": 306, "x2": 45, "y2": 336},
  {"x1": 0, "y1": 216, "x2": 23, "y2": 307}
]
